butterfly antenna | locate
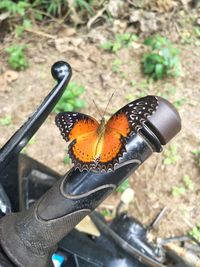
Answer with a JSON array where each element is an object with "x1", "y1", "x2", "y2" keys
[
  {"x1": 93, "y1": 100, "x2": 103, "y2": 119},
  {"x1": 102, "y1": 90, "x2": 116, "y2": 119}
]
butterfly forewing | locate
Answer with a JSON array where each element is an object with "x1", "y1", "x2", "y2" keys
[
  {"x1": 106, "y1": 95, "x2": 158, "y2": 136},
  {"x1": 106, "y1": 112, "x2": 131, "y2": 137},
  {"x1": 55, "y1": 112, "x2": 99, "y2": 142}
]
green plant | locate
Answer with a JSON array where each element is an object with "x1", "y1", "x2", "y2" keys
[
  {"x1": 173, "y1": 98, "x2": 186, "y2": 109},
  {"x1": 21, "y1": 135, "x2": 36, "y2": 153},
  {"x1": 142, "y1": 35, "x2": 181, "y2": 80},
  {"x1": 6, "y1": 44, "x2": 28, "y2": 70},
  {"x1": 101, "y1": 33, "x2": 138, "y2": 53},
  {"x1": 111, "y1": 59, "x2": 122, "y2": 73},
  {"x1": 189, "y1": 224, "x2": 200, "y2": 242},
  {"x1": 130, "y1": 79, "x2": 137, "y2": 87},
  {"x1": 192, "y1": 149, "x2": 200, "y2": 166},
  {"x1": 163, "y1": 144, "x2": 180, "y2": 165},
  {"x1": 125, "y1": 94, "x2": 134, "y2": 102},
  {"x1": 100, "y1": 208, "x2": 113, "y2": 219},
  {"x1": 15, "y1": 19, "x2": 32, "y2": 37},
  {"x1": 171, "y1": 185, "x2": 186, "y2": 197},
  {"x1": 0, "y1": 115, "x2": 12, "y2": 126},
  {"x1": 116, "y1": 179, "x2": 130, "y2": 193},
  {"x1": 44, "y1": 0, "x2": 65, "y2": 16},
  {"x1": 195, "y1": 27, "x2": 200, "y2": 38},
  {"x1": 32, "y1": 0, "x2": 68, "y2": 17},
  {"x1": 0, "y1": 0, "x2": 41, "y2": 38},
  {"x1": 53, "y1": 82, "x2": 86, "y2": 113},
  {"x1": 181, "y1": 27, "x2": 200, "y2": 46},
  {"x1": 183, "y1": 175, "x2": 194, "y2": 190},
  {"x1": 73, "y1": 0, "x2": 94, "y2": 14},
  {"x1": 0, "y1": 0, "x2": 99, "y2": 41},
  {"x1": 171, "y1": 174, "x2": 194, "y2": 197},
  {"x1": 63, "y1": 155, "x2": 71, "y2": 165},
  {"x1": 0, "y1": 0, "x2": 30, "y2": 16}
]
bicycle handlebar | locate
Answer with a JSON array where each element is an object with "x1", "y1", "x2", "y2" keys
[{"x1": 0, "y1": 62, "x2": 181, "y2": 267}]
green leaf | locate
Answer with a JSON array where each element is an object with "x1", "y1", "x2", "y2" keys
[
  {"x1": 0, "y1": 115, "x2": 12, "y2": 126},
  {"x1": 71, "y1": 84, "x2": 85, "y2": 96},
  {"x1": 144, "y1": 36, "x2": 154, "y2": 47},
  {"x1": 34, "y1": 11, "x2": 43, "y2": 21},
  {"x1": 15, "y1": 26, "x2": 24, "y2": 37},
  {"x1": 100, "y1": 41, "x2": 113, "y2": 51},
  {"x1": 171, "y1": 186, "x2": 186, "y2": 197},
  {"x1": 64, "y1": 103, "x2": 74, "y2": 111},
  {"x1": 74, "y1": 99, "x2": 85, "y2": 109},
  {"x1": 63, "y1": 155, "x2": 71, "y2": 165},
  {"x1": 6, "y1": 44, "x2": 28, "y2": 70},
  {"x1": 74, "y1": 0, "x2": 94, "y2": 15},
  {"x1": 63, "y1": 90, "x2": 75, "y2": 99},
  {"x1": 155, "y1": 63, "x2": 164, "y2": 79},
  {"x1": 160, "y1": 47, "x2": 170, "y2": 60},
  {"x1": 142, "y1": 35, "x2": 181, "y2": 80},
  {"x1": 183, "y1": 175, "x2": 194, "y2": 190},
  {"x1": 23, "y1": 19, "x2": 32, "y2": 28},
  {"x1": 112, "y1": 42, "x2": 122, "y2": 52},
  {"x1": 53, "y1": 81, "x2": 86, "y2": 113},
  {"x1": 163, "y1": 158, "x2": 172, "y2": 165},
  {"x1": 148, "y1": 53, "x2": 164, "y2": 63},
  {"x1": 67, "y1": 99, "x2": 75, "y2": 105},
  {"x1": 143, "y1": 60, "x2": 155, "y2": 74},
  {"x1": 116, "y1": 179, "x2": 130, "y2": 193}
]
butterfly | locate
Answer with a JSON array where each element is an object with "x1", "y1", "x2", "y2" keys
[{"x1": 55, "y1": 95, "x2": 158, "y2": 172}]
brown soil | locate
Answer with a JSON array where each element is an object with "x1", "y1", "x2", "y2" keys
[{"x1": 0, "y1": 11, "x2": 200, "y2": 240}]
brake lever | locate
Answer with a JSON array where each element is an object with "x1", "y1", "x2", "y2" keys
[{"x1": 0, "y1": 61, "x2": 72, "y2": 174}]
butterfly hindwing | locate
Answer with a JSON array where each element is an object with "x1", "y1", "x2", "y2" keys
[
  {"x1": 55, "y1": 112, "x2": 99, "y2": 142},
  {"x1": 97, "y1": 127, "x2": 127, "y2": 171},
  {"x1": 68, "y1": 131, "x2": 100, "y2": 172}
]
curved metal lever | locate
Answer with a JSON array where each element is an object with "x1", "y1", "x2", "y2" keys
[{"x1": 0, "y1": 61, "x2": 72, "y2": 173}]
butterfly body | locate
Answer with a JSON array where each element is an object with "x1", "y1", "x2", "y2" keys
[{"x1": 56, "y1": 96, "x2": 159, "y2": 172}]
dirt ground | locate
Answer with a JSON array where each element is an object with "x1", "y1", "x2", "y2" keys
[{"x1": 0, "y1": 6, "x2": 200, "y2": 240}]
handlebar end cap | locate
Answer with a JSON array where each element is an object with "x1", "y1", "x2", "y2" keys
[
  {"x1": 148, "y1": 97, "x2": 181, "y2": 145},
  {"x1": 51, "y1": 61, "x2": 72, "y2": 82}
]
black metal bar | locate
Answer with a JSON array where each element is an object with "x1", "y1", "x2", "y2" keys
[{"x1": 0, "y1": 61, "x2": 72, "y2": 173}]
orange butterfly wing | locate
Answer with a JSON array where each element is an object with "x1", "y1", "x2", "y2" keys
[
  {"x1": 55, "y1": 112, "x2": 99, "y2": 141},
  {"x1": 69, "y1": 131, "x2": 100, "y2": 171},
  {"x1": 106, "y1": 112, "x2": 130, "y2": 137},
  {"x1": 55, "y1": 112, "x2": 101, "y2": 170}
]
